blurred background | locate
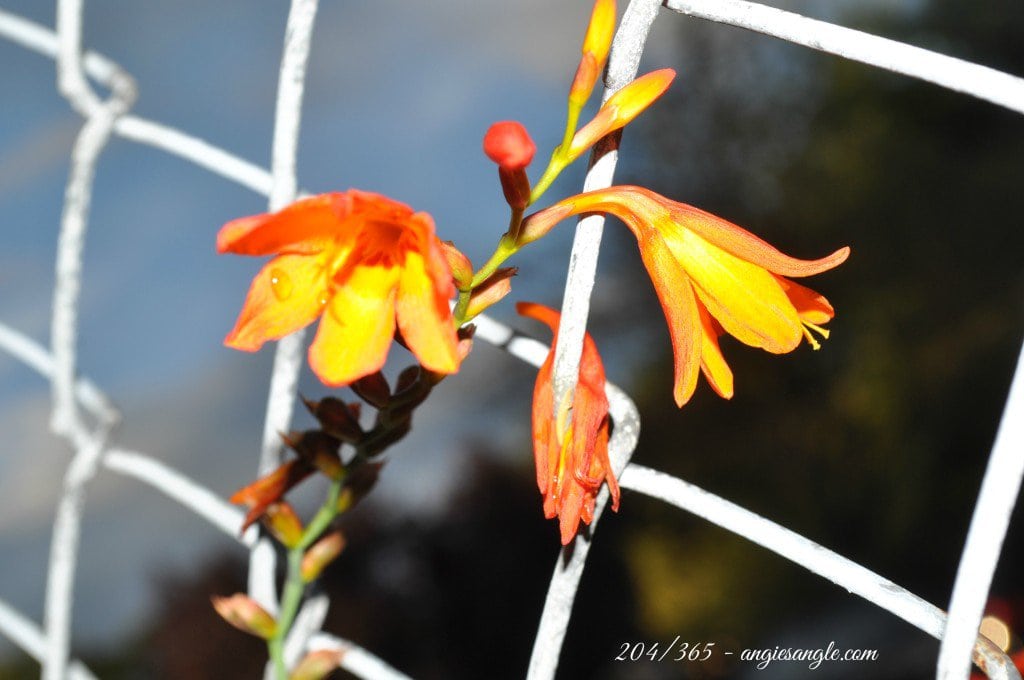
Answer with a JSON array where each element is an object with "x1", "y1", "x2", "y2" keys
[{"x1": 0, "y1": 0, "x2": 1022, "y2": 678}]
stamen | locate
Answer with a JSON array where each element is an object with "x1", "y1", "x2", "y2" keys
[{"x1": 800, "y1": 321, "x2": 830, "y2": 350}]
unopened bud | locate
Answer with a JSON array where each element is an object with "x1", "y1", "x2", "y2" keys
[
  {"x1": 289, "y1": 649, "x2": 345, "y2": 680},
  {"x1": 570, "y1": 0, "x2": 616, "y2": 106},
  {"x1": 263, "y1": 502, "x2": 303, "y2": 548},
  {"x1": 230, "y1": 459, "x2": 315, "y2": 531},
  {"x1": 568, "y1": 68, "x2": 675, "y2": 161},
  {"x1": 499, "y1": 167, "x2": 531, "y2": 210},
  {"x1": 516, "y1": 203, "x2": 575, "y2": 247},
  {"x1": 211, "y1": 594, "x2": 277, "y2": 639},
  {"x1": 337, "y1": 462, "x2": 384, "y2": 512},
  {"x1": 304, "y1": 396, "x2": 363, "y2": 443},
  {"x1": 456, "y1": 324, "x2": 476, "y2": 362},
  {"x1": 284, "y1": 431, "x2": 345, "y2": 481},
  {"x1": 394, "y1": 365, "x2": 422, "y2": 394},
  {"x1": 440, "y1": 241, "x2": 473, "y2": 289},
  {"x1": 483, "y1": 121, "x2": 535, "y2": 170},
  {"x1": 301, "y1": 531, "x2": 347, "y2": 582},
  {"x1": 351, "y1": 371, "x2": 391, "y2": 408},
  {"x1": 465, "y1": 268, "x2": 516, "y2": 319},
  {"x1": 581, "y1": 0, "x2": 616, "y2": 64}
]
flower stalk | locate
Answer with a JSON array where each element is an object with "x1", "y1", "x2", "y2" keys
[{"x1": 267, "y1": 474, "x2": 344, "y2": 680}]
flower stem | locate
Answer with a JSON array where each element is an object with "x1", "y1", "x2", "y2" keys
[
  {"x1": 470, "y1": 235, "x2": 517, "y2": 289},
  {"x1": 452, "y1": 234, "x2": 521, "y2": 327},
  {"x1": 266, "y1": 476, "x2": 344, "y2": 679},
  {"x1": 529, "y1": 154, "x2": 567, "y2": 205}
]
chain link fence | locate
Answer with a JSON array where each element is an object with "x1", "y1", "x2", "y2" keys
[{"x1": 0, "y1": 1, "x2": 1022, "y2": 678}]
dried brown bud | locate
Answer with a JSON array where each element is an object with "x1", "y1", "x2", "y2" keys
[
  {"x1": 304, "y1": 396, "x2": 363, "y2": 442},
  {"x1": 283, "y1": 431, "x2": 345, "y2": 481},
  {"x1": 230, "y1": 459, "x2": 314, "y2": 531},
  {"x1": 351, "y1": 371, "x2": 391, "y2": 408},
  {"x1": 336, "y1": 462, "x2": 384, "y2": 513}
]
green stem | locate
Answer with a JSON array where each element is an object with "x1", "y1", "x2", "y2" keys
[
  {"x1": 505, "y1": 206, "x2": 525, "y2": 244},
  {"x1": 469, "y1": 235, "x2": 517, "y2": 289},
  {"x1": 527, "y1": 97, "x2": 582, "y2": 206},
  {"x1": 267, "y1": 476, "x2": 344, "y2": 679},
  {"x1": 453, "y1": 288, "x2": 472, "y2": 326},
  {"x1": 529, "y1": 154, "x2": 567, "y2": 205},
  {"x1": 561, "y1": 101, "x2": 582, "y2": 156}
]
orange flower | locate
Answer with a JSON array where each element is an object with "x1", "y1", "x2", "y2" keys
[
  {"x1": 520, "y1": 186, "x2": 850, "y2": 407},
  {"x1": 517, "y1": 302, "x2": 620, "y2": 545},
  {"x1": 218, "y1": 191, "x2": 461, "y2": 386}
]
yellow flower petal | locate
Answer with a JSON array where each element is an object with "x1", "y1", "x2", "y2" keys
[
  {"x1": 666, "y1": 228, "x2": 803, "y2": 354},
  {"x1": 698, "y1": 306, "x2": 734, "y2": 399},
  {"x1": 308, "y1": 265, "x2": 399, "y2": 386}
]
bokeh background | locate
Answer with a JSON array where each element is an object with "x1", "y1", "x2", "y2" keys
[{"x1": 1, "y1": 0, "x2": 1022, "y2": 678}]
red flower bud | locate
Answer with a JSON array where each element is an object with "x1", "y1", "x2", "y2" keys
[{"x1": 483, "y1": 121, "x2": 536, "y2": 170}]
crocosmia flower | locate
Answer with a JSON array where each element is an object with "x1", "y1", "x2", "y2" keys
[
  {"x1": 219, "y1": 191, "x2": 461, "y2": 386},
  {"x1": 520, "y1": 186, "x2": 849, "y2": 407},
  {"x1": 518, "y1": 302, "x2": 620, "y2": 545}
]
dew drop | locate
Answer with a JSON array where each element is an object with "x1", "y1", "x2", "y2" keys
[
  {"x1": 317, "y1": 290, "x2": 330, "y2": 306},
  {"x1": 269, "y1": 268, "x2": 293, "y2": 300}
]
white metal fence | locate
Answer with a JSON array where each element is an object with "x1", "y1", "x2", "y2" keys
[{"x1": 0, "y1": 1, "x2": 1022, "y2": 678}]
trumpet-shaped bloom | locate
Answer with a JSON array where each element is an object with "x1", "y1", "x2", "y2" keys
[
  {"x1": 520, "y1": 186, "x2": 850, "y2": 406},
  {"x1": 518, "y1": 302, "x2": 620, "y2": 545},
  {"x1": 218, "y1": 191, "x2": 461, "y2": 386}
]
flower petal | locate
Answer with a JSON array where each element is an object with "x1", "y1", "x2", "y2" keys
[
  {"x1": 217, "y1": 193, "x2": 352, "y2": 256},
  {"x1": 518, "y1": 302, "x2": 560, "y2": 495},
  {"x1": 664, "y1": 199, "x2": 850, "y2": 277},
  {"x1": 225, "y1": 254, "x2": 328, "y2": 351},
  {"x1": 533, "y1": 354, "x2": 557, "y2": 499},
  {"x1": 776, "y1": 275, "x2": 835, "y2": 325},
  {"x1": 308, "y1": 265, "x2": 399, "y2": 387},
  {"x1": 666, "y1": 228, "x2": 803, "y2": 355},
  {"x1": 698, "y1": 306, "x2": 734, "y2": 399},
  {"x1": 395, "y1": 244, "x2": 460, "y2": 375},
  {"x1": 636, "y1": 230, "x2": 702, "y2": 407},
  {"x1": 545, "y1": 186, "x2": 849, "y2": 277}
]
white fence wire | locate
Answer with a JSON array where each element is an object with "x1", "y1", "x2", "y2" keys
[{"x1": 0, "y1": 1, "x2": 1021, "y2": 678}]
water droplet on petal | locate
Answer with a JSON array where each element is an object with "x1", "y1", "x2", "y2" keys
[
  {"x1": 270, "y1": 268, "x2": 293, "y2": 300},
  {"x1": 317, "y1": 290, "x2": 330, "y2": 306}
]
